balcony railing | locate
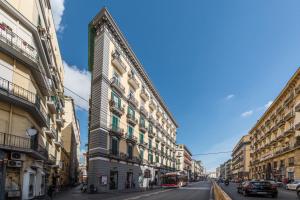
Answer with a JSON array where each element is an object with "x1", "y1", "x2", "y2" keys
[
  {"x1": 109, "y1": 100, "x2": 125, "y2": 116},
  {"x1": 109, "y1": 125, "x2": 124, "y2": 138},
  {"x1": 110, "y1": 77, "x2": 125, "y2": 95},
  {"x1": 139, "y1": 123, "x2": 147, "y2": 133},
  {"x1": 149, "y1": 99, "x2": 156, "y2": 110},
  {"x1": 127, "y1": 94, "x2": 139, "y2": 108},
  {"x1": 140, "y1": 105, "x2": 149, "y2": 117},
  {"x1": 125, "y1": 133, "x2": 137, "y2": 143},
  {"x1": 47, "y1": 96, "x2": 57, "y2": 114},
  {"x1": 0, "y1": 77, "x2": 49, "y2": 127},
  {"x1": 140, "y1": 88, "x2": 149, "y2": 101},
  {"x1": 0, "y1": 132, "x2": 48, "y2": 159},
  {"x1": 0, "y1": 24, "x2": 38, "y2": 62},
  {"x1": 111, "y1": 51, "x2": 127, "y2": 74},
  {"x1": 128, "y1": 72, "x2": 140, "y2": 90},
  {"x1": 127, "y1": 113, "x2": 138, "y2": 126}
]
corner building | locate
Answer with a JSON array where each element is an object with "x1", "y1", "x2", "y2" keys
[
  {"x1": 88, "y1": 8, "x2": 178, "y2": 191},
  {"x1": 250, "y1": 68, "x2": 300, "y2": 181}
]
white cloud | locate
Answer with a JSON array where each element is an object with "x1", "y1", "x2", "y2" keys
[
  {"x1": 225, "y1": 94, "x2": 235, "y2": 100},
  {"x1": 64, "y1": 61, "x2": 91, "y2": 110},
  {"x1": 264, "y1": 101, "x2": 273, "y2": 109},
  {"x1": 241, "y1": 110, "x2": 253, "y2": 118},
  {"x1": 50, "y1": 0, "x2": 65, "y2": 32}
]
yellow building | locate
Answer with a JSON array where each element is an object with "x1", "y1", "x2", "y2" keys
[
  {"x1": 249, "y1": 68, "x2": 300, "y2": 181},
  {"x1": 61, "y1": 96, "x2": 81, "y2": 186},
  {"x1": 231, "y1": 135, "x2": 251, "y2": 180},
  {"x1": 0, "y1": 0, "x2": 65, "y2": 199},
  {"x1": 88, "y1": 8, "x2": 178, "y2": 191}
]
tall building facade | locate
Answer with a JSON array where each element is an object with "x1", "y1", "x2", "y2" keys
[
  {"x1": 88, "y1": 8, "x2": 178, "y2": 191},
  {"x1": 250, "y1": 68, "x2": 300, "y2": 181},
  {"x1": 175, "y1": 144, "x2": 192, "y2": 179},
  {"x1": 61, "y1": 96, "x2": 81, "y2": 185},
  {"x1": 225, "y1": 159, "x2": 232, "y2": 180},
  {"x1": 231, "y1": 135, "x2": 251, "y2": 180},
  {"x1": 191, "y1": 160, "x2": 202, "y2": 181},
  {"x1": 0, "y1": 0, "x2": 65, "y2": 199}
]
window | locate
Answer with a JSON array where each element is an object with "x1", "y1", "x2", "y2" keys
[
  {"x1": 288, "y1": 157, "x2": 294, "y2": 166},
  {"x1": 139, "y1": 133, "x2": 144, "y2": 144},
  {"x1": 149, "y1": 139, "x2": 152, "y2": 149},
  {"x1": 140, "y1": 117, "x2": 145, "y2": 127},
  {"x1": 111, "y1": 137, "x2": 118, "y2": 155},
  {"x1": 156, "y1": 143, "x2": 158, "y2": 149},
  {"x1": 127, "y1": 144, "x2": 133, "y2": 159},
  {"x1": 156, "y1": 156, "x2": 159, "y2": 163},
  {"x1": 111, "y1": 92, "x2": 121, "y2": 108},
  {"x1": 140, "y1": 149, "x2": 144, "y2": 160},
  {"x1": 128, "y1": 125, "x2": 133, "y2": 137},
  {"x1": 128, "y1": 106, "x2": 135, "y2": 117},
  {"x1": 148, "y1": 154, "x2": 153, "y2": 164},
  {"x1": 113, "y1": 71, "x2": 120, "y2": 83},
  {"x1": 112, "y1": 115, "x2": 119, "y2": 130}
]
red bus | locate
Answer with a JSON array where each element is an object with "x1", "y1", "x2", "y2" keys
[{"x1": 161, "y1": 171, "x2": 188, "y2": 188}]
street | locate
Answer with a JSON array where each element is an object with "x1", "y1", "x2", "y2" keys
[
  {"x1": 220, "y1": 182, "x2": 298, "y2": 200},
  {"x1": 54, "y1": 181, "x2": 213, "y2": 200}
]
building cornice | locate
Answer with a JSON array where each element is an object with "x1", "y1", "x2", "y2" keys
[{"x1": 89, "y1": 7, "x2": 178, "y2": 127}]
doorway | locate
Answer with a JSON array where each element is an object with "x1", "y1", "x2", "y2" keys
[
  {"x1": 109, "y1": 171, "x2": 118, "y2": 190},
  {"x1": 126, "y1": 172, "x2": 133, "y2": 189}
]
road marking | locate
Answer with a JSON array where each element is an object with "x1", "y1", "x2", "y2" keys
[{"x1": 179, "y1": 187, "x2": 211, "y2": 190}]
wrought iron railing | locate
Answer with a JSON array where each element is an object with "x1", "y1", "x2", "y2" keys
[
  {"x1": 0, "y1": 24, "x2": 38, "y2": 62},
  {"x1": 0, "y1": 77, "x2": 48, "y2": 125}
]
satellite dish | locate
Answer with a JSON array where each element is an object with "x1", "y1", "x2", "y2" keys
[{"x1": 26, "y1": 128, "x2": 37, "y2": 137}]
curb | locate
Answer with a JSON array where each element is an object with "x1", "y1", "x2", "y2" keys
[{"x1": 213, "y1": 182, "x2": 232, "y2": 200}]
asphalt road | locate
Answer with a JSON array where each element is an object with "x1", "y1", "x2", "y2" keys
[
  {"x1": 54, "y1": 181, "x2": 213, "y2": 200},
  {"x1": 220, "y1": 182, "x2": 298, "y2": 200}
]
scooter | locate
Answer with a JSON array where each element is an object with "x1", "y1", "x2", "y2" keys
[{"x1": 224, "y1": 180, "x2": 229, "y2": 186}]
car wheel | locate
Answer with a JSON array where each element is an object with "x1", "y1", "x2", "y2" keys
[
  {"x1": 272, "y1": 193, "x2": 278, "y2": 198},
  {"x1": 243, "y1": 190, "x2": 248, "y2": 197}
]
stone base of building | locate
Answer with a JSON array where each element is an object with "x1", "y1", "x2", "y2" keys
[{"x1": 88, "y1": 157, "x2": 170, "y2": 192}]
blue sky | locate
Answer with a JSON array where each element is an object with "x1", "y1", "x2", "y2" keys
[{"x1": 52, "y1": 0, "x2": 300, "y2": 171}]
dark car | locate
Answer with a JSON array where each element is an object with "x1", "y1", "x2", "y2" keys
[{"x1": 237, "y1": 180, "x2": 278, "y2": 198}]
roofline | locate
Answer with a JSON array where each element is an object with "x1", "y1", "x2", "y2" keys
[
  {"x1": 89, "y1": 7, "x2": 178, "y2": 127},
  {"x1": 248, "y1": 67, "x2": 300, "y2": 135}
]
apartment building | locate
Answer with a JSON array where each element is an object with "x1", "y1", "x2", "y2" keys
[
  {"x1": 225, "y1": 159, "x2": 232, "y2": 180},
  {"x1": 88, "y1": 8, "x2": 178, "y2": 191},
  {"x1": 250, "y1": 68, "x2": 300, "y2": 181},
  {"x1": 191, "y1": 160, "x2": 203, "y2": 181},
  {"x1": 175, "y1": 144, "x2": 192, "y2": 179},
  {"x1": 0, "y1": 0, "x2": 65, "y2": 199},
  {"x1": 231, "y1": 135, "x2": 251, "y2": 180},
  {"x1": 61, "y1": 97, "x2": 81, "y2": 185},
  {"x1": 216, "y1": 167, "x2": 220, "y2": 178}
]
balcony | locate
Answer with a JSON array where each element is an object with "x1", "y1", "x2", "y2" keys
[
  {"x1": 148, "y1": 129, "x2": 156, "y2": 138},
  {"x1": 140, "y1": 105, "x2": 149, "y2": 117},
  {"x1": 127, "y1": 113, "x2": 138, "y2": 126},
  {"x1": 156, "y1": 122, "x2": 162, "y2": 131},
  {"x1": 155, "y1": 136, "x2": 162, "y2": 143},
  {"x1": 295, "y1": 102, "x2": 300, "y2": 112},
  {"x1": 128, "y1": 72, "x2": 140, "y2": 90},
  {"x1": 109, "y1": 125, "x2": 124, "y2": 138},
  {"x1": 156, "y1": 107, "x2": 162, "y2": 117},
  {"x1": 284, "y1": 93, "x2": 294, "y2": 106},
  {"x1": 284, "y1": 126, "x2": 295, "y2": 136},
  {"x1": 140, "y1": 88, "x2": 149, "y2": 101},
  {"x1": 111, "y1": 51, "x2": 127, "y2": 74},
  {"x1": 56, "y1": 115, "x2": 64, "y2": 127},
  {"x1": 0, "y1": 132, "x2": 48, "y2": 160},
  {"x1": 0, "y1": 24, "x2": 38, "y2": 64},
  {"x1": 108, "y1": 149, "x2": 120, "y2": 159},
  {"x1": 139, "y1": 123, "x2": 147, "y2": 133},
  {"x1": 110, "y1": 78, "x2": 125, "y2": 95},
  {"x1": 125, "y1": 133, "x2": 137, "y2": 144},
  {"x1": 149, "y1": 99, "x2": 156, "y2": 110},
  {"x1": 109, "y1": 100, "x2": 125, "y2": 116},
  {"x1": 46, "y1": 96, "x2": 57, "y2": 114},
  {"x1": 148, "y1": 115, "x2": 155, "y2": 124},
  {"x1": 296, "y1": 122, "x2": 300, "y2": 131},
  {"x1": 44, "y1": 127, "x2": 56, "y2": 139},
  {"x1": 284, "y1": 111, "x2": 294, "y2": 121},
  {"x1": 54, "y1": 138, "x2": 63, "y2": 148},
  {"x1": 139, "y1": 141, "x2": 148, "y2": 148},
  {"x1": 0, "y1": 77, "x2": 49, "y2": 128},
  {"x1": 127, "y1": 94, "x2": 139, "y2": 108}
]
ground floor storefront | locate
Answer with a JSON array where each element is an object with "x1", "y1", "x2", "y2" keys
[
  {"x1": 250, "y1": 148, "x2": 300, "y2": 181},
  {"x1": 88, "y1": 157, "x2": 173, "y2": 192}
]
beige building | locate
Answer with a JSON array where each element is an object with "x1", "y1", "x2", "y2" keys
[
  {"x1": 250, "y1": 68, "x2": 300, "y2": 181},
  {"x1": 0, "y1": 0, "x2": 65, "y2": 199},
  {"x1": 175, "y1": 144, "x2": 192, "y2": 179},
  {"x1": 191, "y1": 160, "x2": 203, "y2": 181},
  {"x1": 231, "y1": 135, "x2": 251, "y2": 180},
  {"x1": 61, "y1": 97, "x2": 81, "y2": 185},
  {"x1": 88, "y1": 8, "x2": 178, "y2": 191}
]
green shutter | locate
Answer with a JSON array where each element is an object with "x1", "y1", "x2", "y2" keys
[
  {"x1": 112, "y1": 115, "x2": 119, "y2": 130},
  {"x1": 139, "y1": 133, "x2": 144, "y2": 144}
]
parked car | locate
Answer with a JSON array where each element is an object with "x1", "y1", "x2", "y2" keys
[
  {"x1": 286, "y1": 180, "x2": 300, "y2": 190},
  {"x1": 237, "y1": 180, "x2": 278, "y2": 198},
  {"x1": 297, "y1": 187, "x2": 300, "y2": 199}
]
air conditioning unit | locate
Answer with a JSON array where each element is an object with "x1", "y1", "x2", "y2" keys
[
  {"x1": 7, "y1": 160, "x2": 22, "y2": 168},
  {"x1": 11, "y1": 152, "x2": 25, "y2": 160}
]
